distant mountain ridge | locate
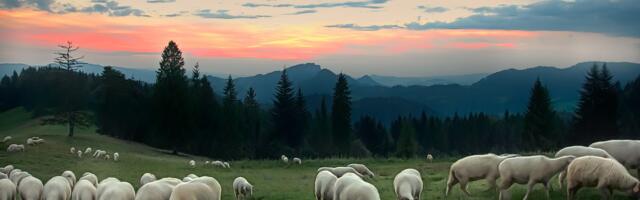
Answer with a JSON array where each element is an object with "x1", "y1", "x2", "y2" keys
[{"x1": 369, "y1": 73, "x2": 489, "y2": 87}]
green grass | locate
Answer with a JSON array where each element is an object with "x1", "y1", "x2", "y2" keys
[{"x1": 0, "y1": 107, "x2": 621, "y2": 199}]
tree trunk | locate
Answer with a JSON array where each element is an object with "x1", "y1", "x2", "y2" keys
[{"x1": 68, "y1": 120, "x2": 75, "y2": 137}]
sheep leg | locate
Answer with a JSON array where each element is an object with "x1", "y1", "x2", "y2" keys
[
  {"x1": 543, "y1": 182, "x2": 551, "y2": 199},
  {"x1": 459, "y1": 179, "x2": 471, "y2": 196},
  {"x1": 485, "y1": 177, "x2": 497, "y2": 192},
  {"x1": 597, "y1": 188, "x2": 611, "y2": 200},
  {"x1": 557, "y1": 171, "x2": 565, "y2": 190},
  {"x1": 445, "y1": 176, "x2": 458, "y2": 197},
  {"x1": 522, "y1": 181, "x2": 534, "y2": 200}
]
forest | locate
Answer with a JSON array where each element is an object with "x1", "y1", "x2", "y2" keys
[{"x1": 1, "y1": 41, "x2": 639, "y2": 160}]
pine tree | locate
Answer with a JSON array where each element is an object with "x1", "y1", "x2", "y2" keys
[
  {"x1": 294, "y1": 88, "x2": 310, "y2": 151},
  {"x1": 221, "y1": 75, "x2": 241, "y2": 158},
  {"x1": 332, "y1": 73, "x2": 352, "y2": 155},
  {"x1": 309, "y1": 96, "x2": 332, "y2": 157},
  {"x1": 243, "y1": 87, "x2": 261, "y2": 158},
  {"x1": 523, "y1": 78, "x2": 557, "y2": 150},
  {"x1": 396, "y1": 120, "x2": 418, "y2": 158},
  {"x1": 271, "y1": 69, "x2": 297, "y2": 153},
  {"x1": 152, "y1": 41, "x2": 188, "y2": 154},
  {"x1": 54, "y1": 41, "x2": 84, "y2": 71},
  {"x1": 573, "y1": 63, "x2": 619, "y2": 143}
]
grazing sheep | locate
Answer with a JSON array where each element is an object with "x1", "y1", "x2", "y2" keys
[
  {"x1": 105, "y1": 154, "x2": 111, "y2": 160},
  {"x1": 62, "y1": 170, "x2": 77, "y2": 187},
  {"x1": 112, "y1": 152, "x2": 119, "y2": 161},
  {"x1": 77, "y1": 151, "x2": 82, "y2": 158},
  {"x1": 140, "y1": 173, "x2": 157, "y2": 187},
  {"x1": 205, "y1": 161, "x2": 210, "y2": 165},
  {"x1": 293, "y1": 157, "x2": 302, "y2": 165},
  {"x1": 315, "y1": 171, "x2": 338, "y2": 200},
  {"x1": 32, "y1": 138, "x2": 45, "y2": 144},
  {"x1": 1, "y1": 136, "x2": 11, "y2": 143},
  {"x1": 445, "y1": 153, "x2": 518, "y2": 196},
  {"x1": 6, "y1": 144, "x2": 24, "y2": 152},
  {"x1": 135, "y1": 178, "x2": 182, "y2": 200},
  {"x1": 189, "y1": 160, "x2": 196, "y2": 168},
  {"x1": 0, "y1": 178, "x2": 16, "y2": 200},
  {"x1": 96, "y1": 178, "x2": 135, "y2": 200},
  {"x1": 281, "y1": 155, "x2": 288, "y2": 164},
  {"x1": 318, "y1": 167, "x2": 365, "y2": 178},
  {"x1": 590, "y1": 140, "x2": 640, "y2": 175},
  {"x1": 566, "y1": 156, "x2": 640, "y2": 200},
  {"x1": 26, "y1": 138, "x2": 35, "y2": 145},
  {"x1": 80, "y1": 172, "x2": 98, "y2": 187},
  {"x1": 0, "y1": 165, "x2": 13, "y2": 175},
  {"x1": 211, "y1": 161, "x2": 225, "y2": 168},
  {"x1": 183, "y1": 174, "x2": 199, "y2": 182},
  {"x1": 498, "y1": 155, "x2": 575, "y2": 200},
  {"x1": 223, "y1": 162, "x2": 230, "y2": 169},
  {"x1": 18, "y1": 176, "x2": 43, "y2": 200},
  {"x1": 93, "y1": 150, "x2": 106, "y2": 159},
  {"x1": 9, "y1": 171, "x2": 30, "y2": 186},
  {"x1": 393, "y1": 168, "x2": 423, "y2": 200},
  {"x1": 233, "y1": 177, "x2": 253, "y2": 200},
  {"x1": 333, "y1": 173, "x2": 380, "y2": 200},
  {"x1": 170, "y1": 176, "x2": 221, "y2": 200},
  {"x1": 555, "y1": 145, "x2": 613, "y2": 189},
  {"x1": 72, "y1": 179, "x2": 96, "y2": 200},
  {"x1": 70, "y1": 147, "x2": 76, "y2": 154},
  {"x1": 42, "y1": 176, "x2": 73, "y2": 200},
  {"x1": 84, "y1": 147, "x2": 92, "y2": 154},
  {"x1": 347, "y1": 164, "x2": 375, "y2": 178},
  {"x1": 426, "y1": 154, "x2": 434, "y2": 163}
]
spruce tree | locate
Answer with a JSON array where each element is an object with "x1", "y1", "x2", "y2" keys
[
  {"x1": 573, "y1": 63, "x2": 619, "y2": 143},
  {"x1": 152, "y1": 41, "x2": 188, "y2": 154},
  {"x1": 271, "y1": 69, "x2": 297, "y2": 152},
  {"x1": 294, "y1": 88, "x2": 310, "y2": 151},
  {"x1": 243, "y1": 87, "x2": 260, "y2": 158},
  {"x1": 332, "y1": 73, "x2": 352, "y2": 155},
  {"x1": 523, "y1": 78, "x2": 556, "y2": 150},
  {"x1": 221, "y1": 75, "x2": 241, "y2": 158},
  {"x1": 395, "y1": 120, "x2": 418, "y2": 158}
]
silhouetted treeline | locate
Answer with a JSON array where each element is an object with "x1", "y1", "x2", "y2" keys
[{"x1": 1, "y1": 41, "x2": 640, "y2": 159}]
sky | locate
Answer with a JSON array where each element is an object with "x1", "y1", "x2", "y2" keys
[{"x1": 0, "y1": 0, "x2": 639, "y2": 77}]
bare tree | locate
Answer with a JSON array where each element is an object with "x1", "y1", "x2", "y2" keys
[{"x1": 54, "y1": 41, "x2": 84, "y2": 71}]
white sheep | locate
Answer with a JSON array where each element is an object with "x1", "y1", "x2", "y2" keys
[
  {"x1": 1, "y1": 136, "x2": 11, "y2": 143},
  {"x1": 394, "y1": 168, "x2": 423, "y2": 200},
  {"x1": 445, "y1": 153, "x2": 518, "y2": 196},
  {"x1": 189, "y1": 160, "x2": 196, "y2": 168},
  {"x1": 113, "y1": 152, "x2": 119, "y2": 161},
  {"x1": 498, "y1": 155, "x2": 575, "y2": 200},
  {"x1": 96, "y1": 178, "x2": 135, "y2": 200},
  {"x1": 18, "y1": 175, "x2": 43, "y2": 200},
  {"x1": 94, "y1": 150, "x2": 106, "y2": 159},
  {"x1": 223, "y1": 162, "x2": 230, "y2": 169},
  {"x1": 281, "y1": 155, "x2": 288, "y2": 164},
  {"x1": 70, "y1": 147, "x2": 76, "y2": 154},
  {"x1": 62, "y1": 170, "x2": 76, "y2": 187},
  {"x1": 566, "y1": 156, "x2": 640, "y2": 200},
  {"x1": 26, "y1": 138, "x2": 35, "y2": 145},
  {"x1": 292, "y1": 157, "x2": 302, "y2": 165},
  {"x1": 105, "y1": 154, "x2": 111, "y2": 160},
  {"x1": 555, "y1": 145, "x2": 613, "y2": 189},
  {"x1": 233, "y1": 177, "x2": 253, "y2": 200},
  {"x1": 318, "y1": 167, "x2": 365, "y2": 178},
  {"x1": 170, "y1": 176, "x2": 221, "y2": 200},
  {"x1": 183, "y1": 174, "x2": 199, "y2": 182},
  {"x1": 42, "y1": 176, "x2": 73, "y2": 200},
  {"x1": 590, "y1": 140, "x2": 640, "y2": 175},
  {"x1": 314, "y1": 171, "x2": 337, "y2": 200},
  {"x1": 205, "y1": 161, "x2": 210, "y2": 165},
  {"x1": 347, "y1": 164, "x2": 375, "y2": 178},
  {"x1": 80, "y1": 172, "x2": 98, "y2": 187},
  {"x1": 333, "y1": 172, "x2": 380, "y2": 200},
  {"x1": 84, "y1": 147, "x2": 92, "y2": 154},
  {"x1": 0, "y1": 172, "x2": 5, "y2": 179},
  {"x1": 72, "y1": 179, "x2": 96, "y2": 200},
  {"x1": 6, "y1": 144, "x2": 24, "y2": 152},
  {"x1": 77, "y1": 150, "x2": 83, "y2": 158},
  {"x1": 135, "y1": 178, "x2": 182, "y2": 200},
  {"x1": 0, "y1": 178, "x2": 16, "y2": 200},
  {"x1": 9, "y1": 171, "x2": 30, "y2": 186},
  {"x1": 426, "y1": 154, "x2": 434, "y2": 163},
  {"x1": 139, "y1": 173, "x2": 157, "y2": 187},
  {"x1": 33, "y1": 138, "x2": 45, "y2": 144},
  {"x1": 0, "y1": 165, "x2": 13, "y2": 175},
  {"x1": 211, "y1": 161, "x2": 225, "y2": 168}
]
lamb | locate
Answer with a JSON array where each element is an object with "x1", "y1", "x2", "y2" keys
[
  {"x1": 42, "y1": 176, "x2": 73, "y2": 200},
  {"x1": 318, "y1": 167, "x2": 365, "y2": 178},
  {"x1": 555, "y1": 145, "x2": 613, "y2": 189},
  {"x1": 281, "y1": 155, "x2": 289, "y2": 164},
  {"x1": 77, "y1": 151, "x2": 82, "y2": 158},
  {"x1": 84, "y1": 147, "x2": 92, "y2": 155},
  {"x1": 314, "y1": 171, "x2": 337, "y2": 200},
  {"x1": 293, "y1": 157, "x2": 302, "y2": 165},
  {"x1": 135, "y1": 178, "x2": 182, "y2": 200},
  {"x1": 233, "y1": 177, "x2": 253, "y2": 200},
  {"x1": 498, "y1": 155, "x2": 575, "y2": 200},
  {"x1": 0, "y1": 178, "x2": 16, "y2": 200},
  {"x1": 17, "y1": 175, "x2": 43, "y2": 200},
  {"x1": 426, "y1": 154, "x2": 433, "y2": 163},
  {"x1": 1, "y1": 136, "x2": 11, "y2": 143},
  {"x1": 140, "y1": 173, "x2": 157, "y2": 187},
  {"x1": 333, "y1": 172, "x2": 380, "y2": 200},
  {"x1": 113, "y1": 152, "x2": 119, "y2": 161},
  {"x1": 393, "y1": 168, "x2": 423, "y2": 200},
  {"x1": 6, "y1": 144, "x2": 24, "y2": 152},
  {"x1": 347, "y1": 164, "x2": 375, "y2": 178},
  {"x1": 590, "y1": 140, "x2": 640, "y2": 175},
  {"x1": 189, "y1": 160, "x2": 196, "y2": 168},
  {"x1": 72, "y1": 179, "x2": 96, "y2": 200},
  {"x1": 80, "y1": 172, "x2": 98, "y2": 187},
  {"x1": 566, "y1": 156, "x2": 640, "y2": 200},
  {"x1": 96, "y1": 178, "x2": 135, "y2": 200},
  {"x1": 70, "y1": 147, "x2": 76, "y2": 154},
  {"x1": 170, "y1": 176, "x2": 222, "y2": 200},
  {"x1": 445, "y1": 153, "x2": 518, "y2": 196}
]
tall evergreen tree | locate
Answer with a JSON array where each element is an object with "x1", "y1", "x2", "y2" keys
[
  {"x1": 396, "y1": 119, "x2": 418, "y2": 158},
  {"x1": 243, "y1": 87, "x2": 261, "y2": 158},
  {"x1": 309, "y1": 96, "x2": 332, "y2": 157},
  {"x1": 221, "y1": 75, "x2": 242, "y2": 158},
  {"x1": 573, "y1": 63, "x2": 619, "y2": 143},
  {"x1": 523, "y1": 78, "x2": 557, "y2": 150},
  {"x1": 152, "y1": 41, "x2": 189, "y2": 154},
  {"x1": 294, "y1": 88, "x2": 310, "y2": 152},
  {"x1": 271, "y1": 69, "x2": 298, "y2": 153},
  {"x1": 332, "y1": 73, "x2": 352, "y2": 155}
]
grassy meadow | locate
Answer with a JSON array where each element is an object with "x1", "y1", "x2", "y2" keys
[{"x1": 0, "y1": 108, "x2": 620, "y2": 200}]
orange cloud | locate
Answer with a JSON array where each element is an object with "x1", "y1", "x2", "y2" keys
[{"x1": 0, "y1": 9, "x2": 536, "y2": 60}]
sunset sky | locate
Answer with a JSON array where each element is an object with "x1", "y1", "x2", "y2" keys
[{"x1": 0, "y1": 0, "x2": 639, "y2": 77}]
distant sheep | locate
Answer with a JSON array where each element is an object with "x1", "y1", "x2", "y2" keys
[
  {"x1": 96, "y1": 178, "x2": 135, "y2": 200},
  {"x1": 555, "y1": 145, "x2": 613, "y2": 189},
  {"x1": 318, "y1": 167, "x2": 365, "y2": 178},
  {"x1": 80, "y1": 172, "x2": 98, "y2": 187},
  {"x1": 0, "y1": 178, "x2": 16, "y2": 200},
  {"x1": 26, "y1": 138, "x2": 35, "y2": 145},
  {"x1": 211, "y1": 161, "x2": 225, "y2": 168},
  {"x1": 223, "y1": 162, "x2": 230, "y2": 169},
  {"x1": 139, "y1": 173, "x2": 157, "y2": 187},
  {"x1": 281, "y1": 155, "x2": 288, "y2": 164},
  {"x1": 77, "y1": 151, "x2": 83, "y2": 158},
  {"x1": 6, "y1": 144, "x2": 24, "y2": 152},
  {"x1": 93, "y1": 150, "x2": 106, "y2": 159},
  {"x1": 72, "y1": 179, "x2": 96, "y2": 200},
  {"x1": 1, "y1": 136, "x2": 11, "y2": 143},
  {"x1": 498, "y1": 155, "x2": 575, "y2": 200},
  {"x1": 18, "y1": 175, "x2": 43, "y2": 200},
  {"x1": 233, "y1": 177, "x2": 253, "y2": 200},
  {"x1": 205, "y1": 161, "x2": 210, "y2": 165},
  {"x1": 292, "y1": 157, "x2": 302, "y2": 165},
  {"x1": 84, "y1": 147, "x2": 92, "y2": 154},
  {"x1": 43, "y1": 176, "x2": 73, "y2": 200},
  {"x1": 170, "y1": 176, "x2": 222, "y2": 200},
  {"x1": 70, "y1": 147, "x2": 76, "y2": 154},
  {"x1": 446, "y1": 153, "x2": 517, "y2": 196},
  {"x1": 590, "y1": 140, "x2": 640, "y2": 175},
  {"x1": 314, "y1": 171, "x2": 337, "y2": 200},
  {"x1": 105, "y1": 154, "x2": 111, "y2": 160},
  {"x1": 566, "y1": 156, "x2": 640, "y2": 200},
  {"x1": 426, "y1": 154, "x2": 434, "y2": 162},
  {"x1": 135, "y1": 178, "x2": 182, "y2": 200},
  {"x1": 394, "y1": 168, "x2": 423, "y2": 200},
  {"x1": 347, "y1": 164, "x2": 375, "y2": 178},
  {"x1": 112, "y1": 152, "x2": 119, "y2": 161},
  {"x1": 32, "y1": 138, "x2": 44, "y2": 144},
  {"x1": 189, "y1": 160, "x2": 196, "y2": 168},
  {"x1": 333, "y1": 172, "x2": 380, "y2": 200}
]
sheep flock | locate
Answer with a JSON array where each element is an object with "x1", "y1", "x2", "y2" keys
[{"x1": 4, "y1": 138, "x2": 640, "y2": 199}]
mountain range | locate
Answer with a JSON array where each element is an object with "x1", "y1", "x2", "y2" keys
[{"x1": 2, "y1": 61, "x2": 639, "y2": 124}]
